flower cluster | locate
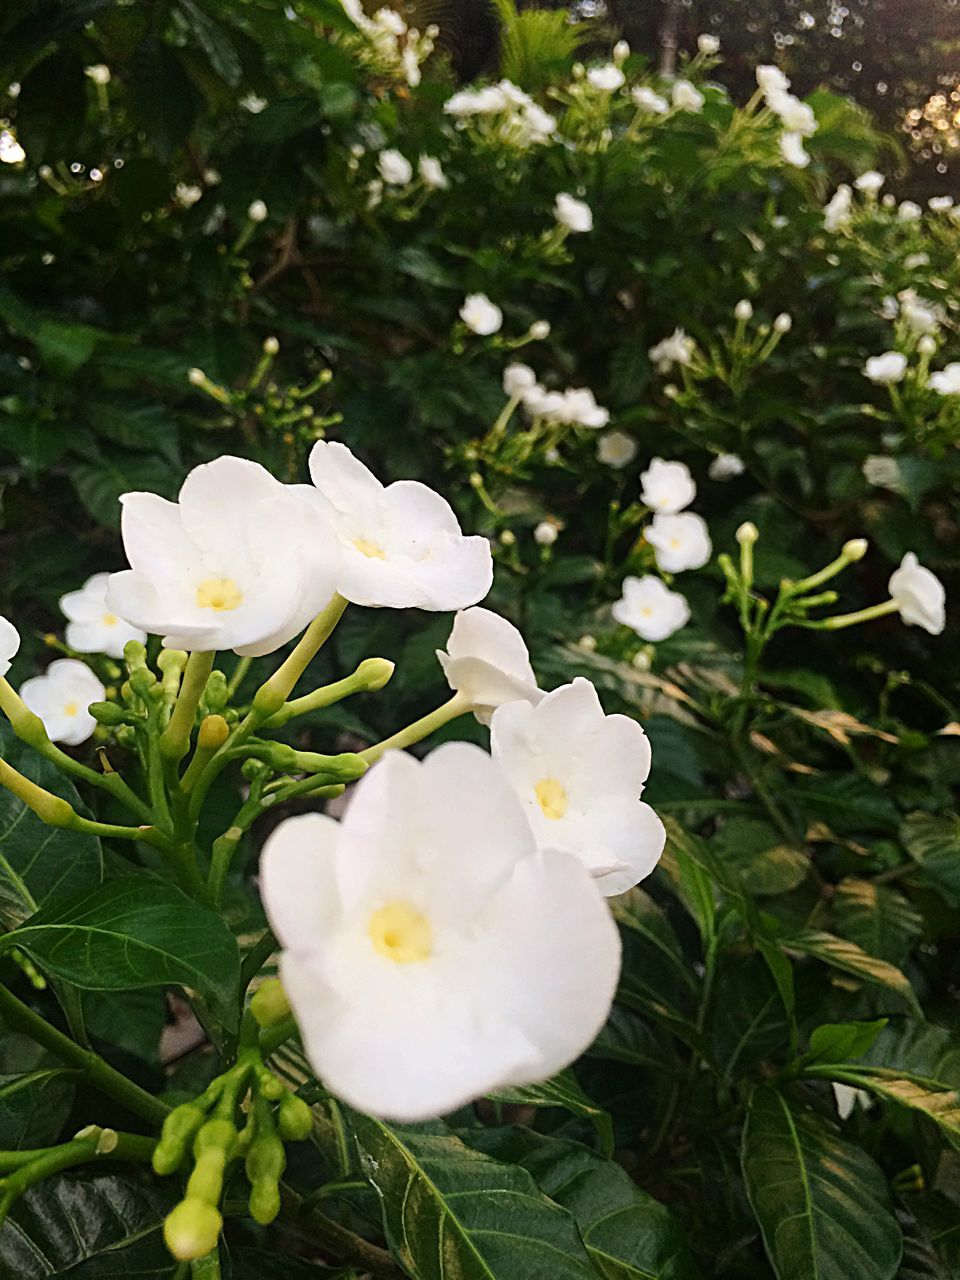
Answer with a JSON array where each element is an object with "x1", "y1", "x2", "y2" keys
[
  {"x1": 339, "y1": 1, "x2": 437, "y2": 88},
  {"x1": 444, "y1": 80, "x2": 557, "y2": 149}
]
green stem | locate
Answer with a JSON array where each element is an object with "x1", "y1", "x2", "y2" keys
[
  {"x1": 359, "y1": 693, "x2": 470, "y2": 764},
  {"x1": 819, "y1": 599, "x2": 900, "y2": 630},
  {"x1": 160, "y1": 651, "x2": 216, "y2": 767},
  {"x1": 261, "y1": 658, "x2": 393, "y2": 729},
  {"x1": 226, "y1": 656, "x2": 252, "y2": 700},
  {"x1": 0, "y1": 1130, "x2": 156, "y2": 1225},
  {"x1": 209, "y1": 793, "x2": 269, "y2": 906},
  {"x1": 280, "y1": 1185, "x2": 401, "y2": 1278},
  {"x1": 240, "y1": 930, "x2": 278, "y2": 995},
  {"x1": 252, "y1": 594, "x2": 349, "y2": 717},
  {"x1": 191, "y1": 1248, "x2": 222, "y2": 1279},
  {"x1": 259, "y1": 1015, "x2": 297, "y2": 1059}
]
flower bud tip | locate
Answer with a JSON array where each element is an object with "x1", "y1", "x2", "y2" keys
[
  {"x1": 357, "y1": 657, "x2": 395, "y2": 691},
  {"x1": 842, "y1": 537, "x2": 868, "y2": 562},
  {"x1": 736, "y1": 521, "x2": 759, "y2": 545},
  {"x1": 250, "y1": 977, "x2": 291, "y2": 1028},
  {"x1": 163, "y1": 1200, "x2": 223, "y2": 1262}
]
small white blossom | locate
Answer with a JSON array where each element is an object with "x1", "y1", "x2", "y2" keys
[
  {"x1": 20, "y1": 660, "x2": 105, "y2": 747},
  {"x1": 247, "y1": 199, "x2": 268, "y2": 222},
  {"x1": 174, "y1": 183, "x2": 203, "y2": 208},
  {"x1": 898, "y1": 200, "x2": 922, "y2": 222},
  {"x1": 377, "y1": 149, "x2": 413, "y2": 185},
  {"x1": 60, "y1": 573, "x2": 146, "y2": 659},
  {"x1": 503, "y1": 363, "x2": 538, "y2": 397},
  {"x1": 917, "y1": 335, "x2": 936, "y2": 357},
  {"x1": 697, "y1": 33, "x2": 720, "y2": 54},
  {"x1": 84, "y1": 64, "x2": 111, "y2": 85},
  {"x1": 528, "y1": 319, "x2": 551, "y2": 340},
  {"x1": 557, "y1": 387, "x2": 609, "y2": 428},
  {"x1": 833, "y1": 1082, "x2": 873, "y2": 1119},
  {"x1": 929, "y1": 362, "x2": 960, "y2": 395},
  {"x1": 672, "y1": 80, "x2": 704, "y2": 112},
  {"x1": 928, "y1": 195, "x2": 954, "y2": 212},
  {"x1": 613, "y1": 39, "x2": 631, "y2": 63},
  {"x1": 460, "y1": 293, "x2": 503, "y2": 335},
  {"x1": 645, "y1": 512, "x2": 712, "y2": 573},
  {"x1": 240, "y1": 92, "x2": 268, "y2": 114},
  {"x1": 766, "y1": 89, "x2": 817, "y2": 136},
  {"x1": 823, "y1": 184, "x2": 853, "y2": 232},
  {"x1": 854, "y1": 170, "x2": 884, "y2": 194},
  {"x1": 734, "y1": 299, "x2": 754, "y2": 322},
  {"x1": 533, "y1": 521, "x2": 558, "y2": 546},
  {"x1": 597, "y1": 430, "x2": 638, "y2": 469},
  {"x1": 888, "y1": 553, "x2": 945, "y2": 635},
  {"x1": 864, "y1": 351, "x2": 907, "y2": 384},
  {"x1": 631, "y1": 86, "x2": 668, "y2": 114},
  {"x1": 774, "y1": 312, "x2": 793, "y2": 333},
  {"x1": 756, "y1": 65, "x2": 789, "y2": 95},
  {"x1": 0, "y1": 131, "x2": 26, "y2": 164},
  {"x1": 0, "y1": 616, "x2": 19, "y2": 679},
  {"x1": 587, "y1": 64, "x2": 625, "y2": 92},
  {"x1": 708, "y1": 453, "x2": 745, "y2": 481},
  {"x1": 640, "y1": 458, "x2": 696, "y2": 513},
  {"x1": 438, "y1": 607, "x2": 542, "y2": 724},
  {"x1": 779, "y1": 131, "x2": 810, "y2": 168},
  {"x1": 554, "y1": 192, "x2": 593, "y2": 233},
  {"x1": 649, "y1": 328, "x2": 696, "y2": 372},
  {"x1": 417, "y1": 155, "x2": 447, "y2": 189},
  {"x1": 373, "y1": 7, "x2": 406, "y2": 35},
  {"x1": 899, "y1": 293, "x2": 940, "y2": 335},
  {"x1": 612, "y1": 574, "x2": 690, "y2": 642}
]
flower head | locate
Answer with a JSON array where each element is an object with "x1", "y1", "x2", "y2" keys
[
  {"x1": 247, "y1": 199, "x2": 268, "y2": 222},
  {"x1": 708, "y1": 452, "x2": 745, "y2": 481},
  {"x1": 756, "y1": 65, "x2": 790, "y2": 95},
  {"x1": 854, "y1": 170, "x2": 884, "y2": 194},
  {"x1": 823, "y1": 184, "x2": 852, "y2": 232},
  {"x1": 490, "y1": 678, "x2": 665, "y2": 896},
  {"x1": 640, "y1": 457, "x2": 696, "y2": 513},
  {"x1": 898, "y1": 200, "x2": 922, "y2": 222},
  {"x1": 305, "y1": 442, "x2": 492, "y2": 612},
  {"x1": 597, "y1": 430, "x2": 638, "y2": 469},
  {"x1": 697, "y1": 33, "x2": 720, "y2": 54},
  {"x1": 503, "y1": 363, "x2": 538, "y2": 397},
  {"x1": 645, "y1": 512, "x2": 712, "y2": 573},
  {"x1": 928, "y1": 195, "x2": 954, "y2": 212},
  {"x1": 672, "y1": 80, "x2": 704, "y2": 112},
  {"x1": 460, "y1": 293, "x2": 503, "y2": 335},
  {"x1": 554, "y1": 192, "x2": 593, "y2": 233},
  {"x1": 108, "y1": 456, "x2": 340, "y2": 656},
  {"x1": 631, "y1": 86, "x2": 668, "y2": 114},
  {"x1": 533, "y1": 520, "x2": 558, "y2": 547},
  {"x1": 779, "y1": 131, "x2": 809, "y2": 168},
  {"x1": 888, "y1": 553, "x2": 945, "y2": 635},
  {"x1": 587, "y1": 64, "x2": 625, "y2": 92},
  {"x1": 85, "y1": 64, "x2": 111, "y2": 85},
  {"x1": 649, "y1": 328, "x2": 696, "y2": 372},
  {"x1": 0, "y1": 616, "x2": 19, "y2": 679},
  {"x1": 929, "y1": 362, "x2": 960, "y2": 395},
  {"x1": 437, "y1": 607, "x2": 541, "y2": 724},
  {"x1": 612, "y1": 574, "x2": 690, "y2": 642},
  {"x1": 60, "y1": 573, "x2": 147, "y2": 659},
  {"x1": 20, "y1": 659, "x2": 105, "y2": 746},
  {"x1": 766, "y1": 89, "x2": 817, "y2": 136},
  {"x1": 260, "y1": 745, "x2": 620, "y2": 1120},
  {"x1": 418, "y1": 155, "x2": 448, "y2": 189},
  {"x1": 377, "y1": 149, "x2": 412, "y2": 185},
  {"x1": 863, "y1": 351, "x2": 907, "y2": 385}
]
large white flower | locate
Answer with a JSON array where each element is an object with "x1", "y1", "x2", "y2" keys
[
  {"x1": 437, "y1": 607, "x2": 541, "y2": 724},
  {"x1": 672, "y1": 80, "x2": 704, "y2": 112},
  {"x1": 930, "y1": 363, "x2": 960, "y2": 395},
  {"x1": 649, "y1": 328, "x2": 695, "y2": 372},
  {"x1": 377, "y1": 149, "x2": 412, "y2": 185},
  {"x1": 260, "y1": 745, "x2": 620, "y2": 1121},
  {"x1": 0, "y1": 616, "x2": 19, "y2": 679},
  {"x1": 108, "y1": 457, "x2": 339, "y2": 657},
  {"x1": 888, "y1": 553, "x2": 945, "y2": 635},
  {"x1": 554, "y1": 192, "x2": 593, "y2": 233},
  {"x1": 640, "y1": 458, "x2": 696, "y2": 514},
  {"x1": 460, "y1": 293, "x2": 503, "y2": 335},
  {"x1": 305, "y1": 442, "x2": 492, "y2": 612},
  {"x1": 597, "y1": 430, "x2": 638, "y2": 469},
  {"x1": 20, "y1": 659, "x2": 105, "y2": 746},
  {"x1": 612, "y1": 574, "x2": 690, "y2": 642},
  {"x1": 864, "y1": 352, "x2": 907, "y2": 385},
  {"x1": 587, "y1": 64, "x2": 625, "y2": 92},
  {"x1": 490, "y1": 678, "x2": 665, "y2": 896},
  {"x1": 60, "y1": 573, "x2": 147, "y2": 659},
  {"x1": 645, "y1": 512, "x2": 712, "y2": 573}
]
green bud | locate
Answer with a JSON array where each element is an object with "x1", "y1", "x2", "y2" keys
[
  {"x1": 241, "y1": 757, "x2": 268, "y2": 782},
  {"x1": 124, "y1": 640, "x2": 148, "y2": 670},
  {"x1": 356, "y1": 657, "x2": 395, "y2": 692},
  {"x1": 186, "y1": 1148, "x2": 227, "y2": 1204},
  {"x1": 250, "y1": 978, "x2": 290, "y2": 1029},
  {"x1": 257, "y1": 1071, "x2": 284, "y2": 1102},
  {"x1": 203, "y1": 670, "x2": 229, "y2": 713},
  {"x1": 88, "y1": 700, "x2": 127, "y2": 727},
  {"x1": 198, "y1": 713, "x2": 229, "y2": 750},
  {"x1": 249, "y1": 1177, "x2": 281, "y2": 1225},
  {"x1": 163, "y1": 1198, "x2": 223, "y2": 1262},
  {"x1": 129, "y1": 667, "x2": 158, "y2": 697},
  {"x1": 116, "y1": 725, "x2": 137, "y2": 749},
  {"x1": 158, "y1": 649, "x2": 188, "y2": 674},
  {"x1": 278, "y1": 1092, "x2": 314, "y2": 1141},
  {"x1": 153, "y1": 1103, "x2": 206, "y2": 1176},
  {"x1": 245, "y1": 1132, "x2": 285, "y2": 1187},
  {"x1": 194, "y1": 1117, "x2": 236, "y2": 1158}
]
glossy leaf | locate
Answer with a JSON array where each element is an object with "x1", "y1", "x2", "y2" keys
[
  {"x1": 490, "y1": 1069, "x2": 614, "y2": 1157},
  {"x1": 785, "y1": 931, "x2": 920, "y2": 1015}
]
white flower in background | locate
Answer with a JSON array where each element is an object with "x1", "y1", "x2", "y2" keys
[
  {"x1": 631, "y1": 86, "x2": 669, "y2": 114},
  {"x1": 377, "y1": 149, "x2": 412, "y2": 185},
  {"x1": 438, "y1": 606, "x2": 542, "y2": 724},
  {"x1": 766, "y1": 89, "x2": 817, "y2": 136},
  {"x1": 597, "y1": 430, "x2": 638, "y2": 469},
  {"x1": 756, "y1": 64, "x2": 789, "y2": 95},
  {"x1": 780, "y1": 131, "x2": 810, "y2": 168},
  {"x1": 503, "y1": 363, "x2": 538, "y2": 397},
  {"x1": 929, "y1": 363, "x2": 960, "y2": 395},
  {"x1": 174, "y1": 183, "x2": 203, "y2": 208},
  {"x1": 417, "y1": 155, "x2": 448, "y2": 189},
  {"x1": 460, "y1": 293, "x2": 503, "y2": 335},
  {"x1": 20, "y1": 660, "x2": 105, "y2": 747},
  {"x1": 708, "y1": 452, "x2": 745, "y2": 481},
  {"x1": 534, "y1": 521, "x2": 559, "y2": 547},
  {"x1": 261, "y1": 745, "x2": 620, "y2": 1121},
  {"x1": 734, "y1": 299, "x2": 754, "y2": 322},
  {"x1": 640, "y1": 458, "x2": 697, "y2": 513},
  {"x1": 0, "y1": 616, "x2": 19, "y2": 679},
  {"x1": 928, "y1": 195, "x2": 954, "y2": 212},
  {"x1": 888, "y1": 553, "x2": 945, "y2": 635},
  {"x1": 612, "y1": 574, "x2": 690, "y2": 642},
  {"x1": 898, "y1": 200, "x2": 922, "y2": 222},
  {"x1": 880, "y1": 295, "x2": 899, "y2": 320},
  {"x1": 247, "y1": 199, "x2": 268, "y2": 222},
  {"x1": 516, "y1": 101, "x2": 556, "y2": 145},
  {"x1": 60, "y1": 573, "x2": 147, "y2": 659},
  {"x1": 365, "y1": 179, "x2": 383, "y2": 210},
  {"x1": 587, "y1": 64, "x2": 625, "y2": 92},
  {"x1": 490, "y1": 678, "x2": 665, "y2": 896},
  {"x1": 698, "y1": 33, "x2": 720, "y2": 54},
  {"x1": 833, "y1": 1082, "x2": 873, "y2": 1119},
  {"x1": 529, "y1": 319, "x2": 551, "y2": 340},
  {"x1": 774, "y1": 312, "x2": 793, "y2": 333},
  {"x1": 554, "y1": 192, "x2": 593, "y2": 233},
  {"x1": 645, "y1": 512, "x2": 712, "y2": 573},
  {"x1": 0, "y1": 131, "x2": 26, "y2": 164},
  {"x1": 444, "y1": 86, "x2": 507, "y2": 116},
  {"x1": 558, "y1": 387, "x2": 609, "y2": 428},
  {"x1": 108, "y1": 456, "x2": 340, "y2": 656},
  {"x1": 823, "y1": 184, "x2": 853, "y2": 232},
  {"x1": 917, "y1": 334, "x2": 936, "y2": 357},
  {"x1": 373, "y1": 7, "x2": 406, "y2": 35},
  {"x1": 240, "y1": 92, "x2": 267, "y2": 114},
  {"x1": 854, "y1": 170, "x2": 884, "y2": 194},
  {"x1": 84, "y1": 64, "x2": 111, "y2": 85},
  {"x1": 672, "y1": 80, "x2": 705, "y2": 112},
  {"x1": 649, "y1": 328, "x2": 696, "y2": 372},
  {"x1": 613, "y1": 39, "x2": 630, "y2": 63},
  {"x1": 899, "y1": 293, "x2": 940, "y2": 335},
  {"x1": 863, "y1": 351, "x2": 907, "y2": 385},
  {"x1": 305, "y1": 442, "x2": 492, "y2": 612}
]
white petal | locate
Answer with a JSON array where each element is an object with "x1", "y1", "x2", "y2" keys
[
  {"x1": 177, "y1": 456, "x2": 288, "y2": 567},
  {"x1": 259, "y1": 812, "x2": 342, "y2": 949},
  {"x1": 119, "y1": 493, "x2": 197, "y2": 585},
  {"x1": 307, "y1": 441, "x2": 383, "y2": 525}
]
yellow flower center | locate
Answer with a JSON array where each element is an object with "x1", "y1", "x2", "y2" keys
[
  {"x1": 669, "y1": 537, "x2": 682, "y2": 550},
  {"x1": 101, "y1": 613, "x2": 118, "y2": 627},
  {"x1": 367, "y1": 901, "x2": 433, "y2": 964},
  {"x1": 195, "y1": 578, "x2": 244, "y2": 612},
  {"x1": 353, "y1": 538, "x2": 386, "y2": 560},
  {"x1": 641, "y1": 606, "x2": 653, "y2": 617},
  {"x1": 535, "y1": 777, "x2": 568, "y2": 820},
  {"x1": 64, "y1": 701, "x2": 79, "y2": 717}
]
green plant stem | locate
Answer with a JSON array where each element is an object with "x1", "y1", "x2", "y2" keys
[
  {"x1": 208, "y1": 793, "x2": 270, "y2": 906},
  {"x1": 0, "y1": 983, "x2": 169, "y2": 1126},
  {"x1": 280, "y1": 1185, "x2": 401, "y2": 1278},
  {"x1": 161, "y1": 651, "x2": 216, "y2": 767},
  {"x1": 226, "y1": 655, "x2": 252, "y2": 699},
  {"x1": 818, "y1": 599, "x2": 900, "y2": 630},
  {"x1": 359, "y1": 693, "x2": 470, "y2": 764},
  {"x1": 0, "y1": 1130, "x2": 156, "y2": 1224},
  {"x1": 259, "y1": 1015, "x2": 297, "y2": 1059},
  {"x1": 191, "y1": 1249, "x2": 222, "y2": 1279},
  {"x1": 261, "y1": 661, "x2": 385, "y2": 729},
  {"x1": 253, "y1": 594, "x2": 349, "y2": 715},
  {"x1": 240, "y1": 929, "x2": 278, "y2": 995}
]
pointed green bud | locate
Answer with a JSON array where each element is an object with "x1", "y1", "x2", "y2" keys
[
  {"x1": 249, "y1": 1178, "x2": 281, "y2": 1225},
  {"x1": 245, "y1": 1132, "x2": 285, "y2": 1187},
  {"x1": 89, "y1": 701, "x2": 127, "y2": 727},
  {"x1": 356, "y1": 657, "x2": 395, "y2": 692},
  {"x1": 203, "y1": 670, "x2": 229, "y2": 713},
  {"x1": 842, "y1": 538, "x2": 868, "y2": 562},
  {"x1": 193, "y1": 1117, "x2": 236, "y2": 1159},
  {"x1": 124, "y1": 640, "x2": 148, "y2": 670},
  {"x1": 153, "y1": 1102, "x2": 206, "y2": 1176},
  {"x1": 250, "y1": 978, "x2": 290, "y2": 1029},
  {"x1": 129, "y1": 667, "x2": 158, "y2": 698},
  {"x1": 163, "y1": 1198, "x2": 222, "y2": 1262}
]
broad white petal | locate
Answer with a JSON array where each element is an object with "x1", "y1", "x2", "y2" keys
[
  {"x1": 178, "y1": 456, "x2": 288, "y2": 567},
  {"x1": 259, "y1": 813, "x2": 342, "y2": 949},
  {"x1": 307, "y1": 441, "x2": 383, "y2": 525},
  {"x1": 119, "y1": 493, "x2": 198, "y2": 584}
]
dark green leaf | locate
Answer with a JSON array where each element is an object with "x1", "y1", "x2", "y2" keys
[
  {"x1": 490, "y1": 1069, "x2": 614, "y2": 1157},
  {"x1": 785, "y1": 931, "x2": 920, "y2": 1014}
]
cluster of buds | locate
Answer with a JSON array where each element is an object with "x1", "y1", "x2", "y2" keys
[{"x1": 339, "y1": 2, "x2": 437, "y2": 87}]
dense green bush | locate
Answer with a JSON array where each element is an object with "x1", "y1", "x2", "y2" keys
[{"x1": 0, "y1": 3, "x2": 959, "y2": 1278}]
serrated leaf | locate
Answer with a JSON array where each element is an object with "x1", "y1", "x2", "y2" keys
[{"x1": 490, "y1": 1069, "x2": 614, "y2": 1157}]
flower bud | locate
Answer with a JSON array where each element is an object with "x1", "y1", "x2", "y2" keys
[
  {"x1": 202, "y1": 669, "x2": 229, "y2": 712},
  {"x1": 735, "y1": 522, "x2": 759, "y2": 546},
  {"x1": 735, "y1": 299, "x2": 753, "y2": 321},
  {"x1": 198, "y1": 714, "x2": 229, "y2": 750},
  {"x1": 356, "y1": 657, "x2": 395, "y2": 691},
  {"x1": 578, "y1": 634, "x2": 597, "y2": 652},
  {"x1": 773, "y1": 312, "x2": 792, "y2": 333},
  {"x1": 534, "y1": 520, "x2": 559, "y2": 546},
  {"x1": 163, "y1": 1199, "x2": 223, "y2": 1262},
  {"x1": 129, "y1": 667, "x2": 158, "y2": 697},
  {"x1": 613, "y1": 39, "x2": 630, "y2": 64},
  {"x1": 250, "y1": 977, "x2": 291, "y2": 1028},
  {"x1": 153, "y1": 1103, "x2": 207, "y2": 1176},
  {"x1": 124, "y1": 639, "x2": 149, "y2": 669},
  {"x1": 194, "y1": 1117, "x2": 236, "y2": 1159},
  {"x1": 157, "y1": 649, "x2": 187, "y2": 675},
  {"x1": 186, "y1": 1148, "x2": 227, "y2": 1204},
  {"x1": 277, "y1": 1092, "x2": 314, "y2": 1142},
  {"x1": 529, "y1": 320, "x2": 551, "y2": 339},
  {"x1": 89, "y1": 700, "x2": 126, "y2": 726},
  {"x1": 263, "y1": 336, "x2": 280, "y2": 355},
  {"x1": 248, "y1": 199, "x2": 268, "y2": 222},
  {"x1": 500, "y1": 530, "x2": 516, "y2": 546},
  {"x1": 187, "y1": 367, "x2": 206, "y2": 387},
  {"x1": 249, "y1": 1178, "x2": 282, "y2": 1226},
  {"x1": 842, "y1": 537, "x2": 868, "y2": 562},
  {"x1": 917, "y1": 334, "x2": 936, "y2": 356}
]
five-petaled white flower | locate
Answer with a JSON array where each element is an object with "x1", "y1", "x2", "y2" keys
[
  {"x1": 437, "y1": 607, "x2": 541, "y2": 724},
  {"x1": 929, "y1": 362, "x2": 960, "y2": 395},
  {"x1": 460, "y1": 293, "x2": 503, "y2": 335},
  {"x1": 304, "y1": 442, "x2": 492, "y2": 612},
  {"x1": 260, "y1": 744, "x2": 620, "y2": 1121},
  {"x1": 928, "y1": 195, "x2": 954, "y2": 212},
  {"x1": 0, "y1": 616, "x2": 19, "y2": 679},
  {"x1": 640, "y1": 458, "x2": 697, "y2": 514},
  {"x1": 377, "y1": 149, "x2": 413, "y2": 186},
  {"x1": 490, "y1": 678, "x2": 665, "y2": 897},
  {"x1": 554, "y1": 192, "x2": 593, "y2": 233},
  {"x1": 613, "y1": 574, "x2": 691, "y2": 643},
  {"x1": 20, "y1": 659, "x2": 105, "y2": 746},
  {"x1": 60, "y1": 573, "x2": 147, "y2": 659},
  {"x1": 766, "y1": 89, "x2": 817, "y2": 136},
  {"x1": 649, "y1": 328, "x2": 696, "y2": 372},
  {"x1": 780, "y1": 131, "x2": 809, "y2": 168},
  {"x1": 587, "y1": 64, "x2": 625, "y2": 92},
  {"x1": 864, "y1": 352, "x2": 907, "y2": 385},
  {"x1": 888, "y1": 553, "x2": 945, "y2": 635},
  {"x1": 597, "y1": 430, "x2": 638, "y2": 469},
  {"x1": 418, "y1": 155, "x2": 448, "y2": 189},
  {"x1": 697, "y1": 33, "x2": 720, "y2": 54},
  {"x1": 108, "y1": 456, "x2": 339, "y2": 656},
  {"x1": 708, "y1": 452, "x2": 745, "y2": 481},
  {"x1": 645, "y1": 512, "x2": 712, "y2": 573},
  {"x1": 672, "y1": 80, "x2": 705, "y2": 112},
  {"x1": 854, "y1": 170, "x2": 884, "y2": 194}
]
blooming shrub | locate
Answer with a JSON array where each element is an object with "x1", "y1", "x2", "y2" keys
[{"x1": 0, "y1": 2, "x2": 958, "y2": 1277}]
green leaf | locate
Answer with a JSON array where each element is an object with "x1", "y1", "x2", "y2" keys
[
  {"x1": 0, "y1": 1033, "x2": 76, "y2": 1149},
  {"x1": 742, "y1": 1086, "x2": 902, "y2": 1280},
  {"x1": 833, "y1": 878, "x2": 922, "y2": 966},
  {"x1": 804, "y1": 1021, "x2": 888, "y2": 1066},
  {"x1": 3, "y1": 878, "x2": 240, "y2": 1028},
  {"x1": 13, "y1": 50, "x2": 86, "y2": 165},
  {"x1": 131, "y1": 39, "x2": 198, "y2": 161},
  {"x1": 900, "y1": 814, "x2": 960, "y2": 905},
  {"x1": 350, "y1": 1113, "x2": 598, "y2": 1279},
  {"x1": 0, "y1": 724, "x2": 103, "y2": 931},
  {"x1": 177, "y1": 0, "x2": 243, "y2": 85},
  {"x1": 490, "y1": 1069, "x2": 614, "y2": 1157},
  {"x1": 785, "y1": 930, "x2": 921, "y2": 1015}
]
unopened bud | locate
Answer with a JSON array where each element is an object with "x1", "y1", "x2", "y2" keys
[
  {"x1": 578, "y1": 634, "x2": 597, "y2": 653},
  {"x1": 842, "y1": 537, "x2": 868, "y2": 562},
  {"x1": 248, "y1": 199, "x2": 268, "y2": 222},
  {"x1": 129, "y1": 666, "x2": 158, "y2": 697},
  {"x1": 499, "y1": 530, "x2": 516, "y2": 546},
  {"x1": 194, "y1": 1117, "x2": 236, "y2": 1159},
  {"x1": 187, "y1": 367, "x2": 206, "y2": 386},
  {"x1": 163, "y1": 1199, "x2": 223, "y2": 1262},
  {"x1": 153, "y1": 1102, "x2": 206, "y2": 1176},
  {"x1": 203, "y1": 669, "x2": 229, "y2": 712},
  {"x1": 250, "y1": 977, "x2": 290, "y2": 1028},
  {"x1": 249, "y1": 1178, "x2": 281, "y2": 1225},
  {"x1": 124, "y1": 639, "x2": 148, "y2": 668},
  {"x1": 198, "y1": 714, "x2": 229, "y2": 749},
  {"x1": 736, "y1": 521, "x2": 759, "y2": 545},
  {"x1": 277, "y1": 1091, "x2": 314, "y2": 1141},
  {"x1": 613, "y1": 39, "x2": 630, "y2": 64},
  {"x1": 89, "y1": 700, "x2": 126, "y2": 726},
  {"x1": 263, "y1": 336, "x2": 280, "y2": 355},
  {"x1": 773, "y1": 312, "x2": 792, "y2": 333},
  {"x1": 356, "y1": 657, "x2": 395, "y2": 691},
  {"x1": 735, "y1": 299, "x2": 753, "y2": 321},
  {"x1": 917, "y1": 334, "x2": 936, "y2": 356},
  {"x1": 529, "y1": 320, "x2": 551, "y2": 339},
  {"x1": 534, "y1": 520, "x2": 559, "y2": 546}
]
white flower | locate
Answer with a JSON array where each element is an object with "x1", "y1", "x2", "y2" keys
[
  {"x1": 899, "y1": 294, "x2": 940, "y2": 335},
  {"x1": 631, "y1": 86, "x2": 668, "y2": 114},
  {"x1": 708, "y1": 453, "x2": 745, "y2": 481},
  {"x1": 774, "y1": 312, "x2": 792, "y2": 333},
  {"x1": 672, "y1": 80, "x2": 704, "y2": 112},
  {"x1": 645, "y1": 512, "x2": 712, "y2": 573},
  {"x1": 863, "y1": 351, "x2": 907, "y2": 385},
  {"x1": 779, "y1": 131, "x2": 810, "y2": 168},
  {"x1": 823, "y1": 184, "x2": 852, "y2": 232},
  {"x1": 833, "y1": 1082, "x2": 873, "y2": 1119},
  {"x1": 490, "y1": 678, "x2": 665, "y2": 897},
  {"x1": 534, "y1": 521, "x2": 558, "y2": 546},
  {"x1": 174, "y1": 183, "x2": 203, "y2": 208},
  {"x1": 437, "y1": 607, "x2": 542, "y2": 724},
  {"x1": 240, "y1": 92, "x2": 267, "y2": 114},
  {"x1": 888, "y1": 553, "x2": 945, "y2": 635},
  {"x1": 649, "y1": 328, "x2": 696, "y2": 372},
  {"x1": 697, "y1": 33, "x2": 720, "y2": 54},
  {"x1": 0, "y1": 131, "x2": 26, "y2": 164},
  {"x1": 640, "y1": 457, "x2": 696, "y2": 513},
  {"x1": 84, "y1": 64, "x2": 111, "y2": 85},
  {"x1": 734, "y1": 299, "x2": 754, "y2": 322},
  {"x1": 304, "y1": 442, "x2": 491, "y2": 612},
  {"x1": 597, "y1": 430, "x2": 638, "y2": 469},
  {"x1": 917, "y1": 335, "x2": 936, "y2": 357},
  {"x1": 260, "y1": 745, "x2": 620, "y2": 1121},
  {"x1": 558, "y1": 387, "x2": 609, "y2": 428},
  {"x1": 756, "y1": 64, "x2": 789, "y2": 95},
  {"x1": 377, "y1": 149, "x2": 412, "y2": 185},
  {"x1": 928, "y1": 195, "x2": 954, "y2": 212},
  {"x1": 503, "y1": 363, "x2": 538, "y2": 397},
  {"x1": 0, "y1": 616, "x2": 19, "y2": 679},
  {"x1": 20, "y1": 660, "x2": 105, "y2": 747},
  {"x1": 418, "y1": 155, "x2": 448, "y2": 189},
  {"x1": 460, "y1": 293, "x2": 503, "y2": 336},
  {"x1": 587, "y1": 64, "x2": 625, "y2": 92},
  {"x1": 107, "y1": 456, "x2": 340, "y2": 656},
  {"x1": 517, "y1": 102, "x2": 556, "y2": 144},
  {"x1": 247, "y1": 199, "x2": 268, "y2": 222},
  {"x1": 60, "y1": 573, "x2": 147, "y2": 659},
  {"x1": 612, "y1": 574, "x2": 690, "y2": 643},
  {"x1": 854, "y1": 170, "x2": 884, "y2": 194},
  {"x1": 898, "y1": 200, "x2": 922, "y2": 222},
  {"x1": 373, "y1": 7, "x2": 406, "y2": 35},
  {"x1": 929, "y1": 362, "x2": 960, "y2": 395},
  {"x1": 766, "y1": 89, "x2": 817, "y2": 136},
  {"x1": 554, "y1": 192, "x2": 593, "y2": 233},
  {"x1": 528, "y1": 319, "x2": 551, "y2": 340},
  {"x1": 904, "y1": 253, "x2": 929, "y2": 270},
  {"x1": 613, "y1": 39, "x2": 630, "y2": 63}
]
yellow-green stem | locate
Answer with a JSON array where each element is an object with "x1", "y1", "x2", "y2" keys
[{"x1": 359, "y1": 693, "x2": 470, "y2": 764}]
